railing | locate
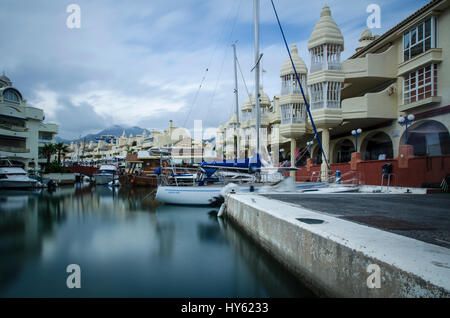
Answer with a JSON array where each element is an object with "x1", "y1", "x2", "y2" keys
[
  {"x1": 0, "y1": 145, "x2": 30, "y2": 153},
  {"x1": 0, "y1": 123, "x2": 27, "y2": 132},
  {"x1": 310, "y1": 62, "x2": 342, "y2": 73},
  {"x1": 281, "y1": 85, "x2": 302, "y2": 96},
  {"x1": 280, "y1": 104, "x2": 306, "y2": 124}
]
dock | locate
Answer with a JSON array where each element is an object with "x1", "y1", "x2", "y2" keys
[{"x1": 224, "y1": 193, "x2": 450, "y2": 297}]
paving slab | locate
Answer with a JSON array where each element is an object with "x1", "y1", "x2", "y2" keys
[{"x1": 260, "y1": 193, "x2": 450, "y2": 248}]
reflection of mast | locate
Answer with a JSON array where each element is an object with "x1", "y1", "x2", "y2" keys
[
  {"x1": 232, "y1": 43, "x2": 240, "y2": 158},
  {"x1": 253, "y1": 0, "x2": 261, "y2": 183},
  {"x1": 82, "y1": 137, "x2": 86, "y2": 158}
]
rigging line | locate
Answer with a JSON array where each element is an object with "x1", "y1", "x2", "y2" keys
[
  {"x1": 182, "y1": 0, "x2": 240, "y2": 128},
  {"x1": 204, "y1": 0, "x2": 243, "y2": 125},
  {"x1": 236, "y1": 56, "x2": 251, "y2": 99},
  {"x1": 270, "y1": 0, "x2": 331, "y2": 171}
]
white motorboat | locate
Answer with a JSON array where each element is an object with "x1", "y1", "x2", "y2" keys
[
  {"x1": 0, "y1": 167, "x2": 39, "y2": 189},
  {"x1": 93, "y1": 165, "x2": 119, "y2": 185}
]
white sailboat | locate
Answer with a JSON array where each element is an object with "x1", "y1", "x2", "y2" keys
[{"x1": 155, "y1": 0, "x2": 358, "y2": 206}]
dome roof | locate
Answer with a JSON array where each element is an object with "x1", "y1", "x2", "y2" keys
[
  {"x1": 360, "y1": 29, "x2": 373, "y2": 41},
  {"x1": 241, "y1": 88, "x2": 271, "y2": 112},
  {"x1": 241, "y1": 94, "x2": 253, "y2": 111},
  {"x1": 217, "y1": 124, "x2": 224, "y2": 133},
  {"x1": 308, "y1": 6, "x2": 344, "y2": 50},
  {"x1": 356, "y1": 29, "x2": 376, "y2": 52},
  {"x1": 227, "y1": 112, "x2": 238, "y2": 126},
  {"x1": 0, "y1": 71, "x2": 12, "y2": 85},
  {"x1": 280, "y1": 45, "x2": 307, "y2": 77}
]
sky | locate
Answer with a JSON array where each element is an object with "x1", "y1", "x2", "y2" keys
[{"x1": 0, "y1": 0, "x2": 430, "y2": 140}]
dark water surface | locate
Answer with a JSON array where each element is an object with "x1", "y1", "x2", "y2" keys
[{"x1": 0, "y1": 185, "x2": 315, "y2": 298}]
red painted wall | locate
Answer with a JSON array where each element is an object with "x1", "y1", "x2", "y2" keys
[
  {"x1": 296, "y1": 155, "x2": 450, "y2": 188},
  {"x1": 67, "y1": 166, "x2": 99, "y2": 176}
]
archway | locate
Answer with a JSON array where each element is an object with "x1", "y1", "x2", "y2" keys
[
  {"x1": 312, "y1": 146, "x2": 322, "y2": 165},
  {"x1": 402, "y1": 120, "x2": 449, "y2": 156},
  {"x1": 333, "y1": 139, "x2": 355, "y2": 163},
  {"x1": 361, "y1": 132, "x2": 393, "y2": 161}
]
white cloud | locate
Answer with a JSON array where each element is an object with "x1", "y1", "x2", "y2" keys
[{"x1": 0, "y1": 0, "x2": 430, "y2": 139}]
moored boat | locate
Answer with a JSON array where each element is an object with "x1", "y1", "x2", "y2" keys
[
  {"x1": 93, "y1": 165, "x2": 119, "y2": 185},
  {"x1": 0, "y1": 166, "x2": 39, "y2": 189}
]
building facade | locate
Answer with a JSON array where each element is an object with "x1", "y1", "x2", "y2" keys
[
  {"x1": 217, "y1": 0, "x2": 450, "y2": 181},
  {"x1": 0, "y1": 73, "x2": 58, "y2": 169}
]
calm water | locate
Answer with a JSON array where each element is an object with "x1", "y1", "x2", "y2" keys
[{"x1": 0, "y1": 185, "x2": 315, "y2": 298}]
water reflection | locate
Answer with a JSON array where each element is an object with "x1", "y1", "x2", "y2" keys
[{"x1": 0, "y1": 185, "x2": 314, "y2": 298}]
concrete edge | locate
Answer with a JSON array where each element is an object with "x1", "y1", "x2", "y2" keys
[{"x1": 224, "y1": 193, "x2": 450, "y2": 298}]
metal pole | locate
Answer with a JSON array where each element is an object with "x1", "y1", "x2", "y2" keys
[
  {"x1": 355, "y1": 134, "x2": 358, "y2": 152},
  {"x1": 405, "y1": 119, "x2": 408, "y2": 145},
  {"x1": 253, "y1": 0, "x2": 260, "y2": 162},
  {"x1": 233, "y1": 43, "x2": 240, "y2": 158}
]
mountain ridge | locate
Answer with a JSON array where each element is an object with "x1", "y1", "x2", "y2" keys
[{"x1": 56, "y1": 125, "x2": 149, "y2": 144}]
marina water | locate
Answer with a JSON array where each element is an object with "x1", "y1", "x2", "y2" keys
[{"x1": 0, "y1": 185, "x2": 315, "y2": 297}]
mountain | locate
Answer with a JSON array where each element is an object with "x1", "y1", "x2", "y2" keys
[{"x1": 55, "y1": 125, "x2": 149, "y2": 144}]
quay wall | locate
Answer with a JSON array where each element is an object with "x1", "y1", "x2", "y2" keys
[
  {"x1": 296, "y1": 155, "x2": 450, "y2": 187},
  {"x1": 67, "y1": 166, "x2": 99, "y2": 176},
  {"x1": 225, "y1": 194, "x2": 450, "y2": 298}
]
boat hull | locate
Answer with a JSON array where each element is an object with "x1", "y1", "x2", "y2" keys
[
  {"x1": 94, "y1": 174, "x2": 115, "y2": 185},
  {"x1": 0, "y1": 180, "x2": 38, "y2": 189},
  {"x1": 156, "y1": 186, "x2": 223, "y2": 206}
]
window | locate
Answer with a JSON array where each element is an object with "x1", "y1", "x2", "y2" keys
[
  {"x1": 403, "y1": 64, "x2": 438, "y2": 104},
  {"x1": 403, "y1": 17, "x2": 436, "y2": 62},
  {"x1": 3, "y1": 89, "x2": 20, "y2": 103}
]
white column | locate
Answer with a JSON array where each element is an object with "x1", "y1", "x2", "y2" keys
[
  {"x1": 290, "y1": 138, "x2": 296, "y2": 178},
  {"x1": 321, "y1": 128, "x2": 330, "y2": 180}
]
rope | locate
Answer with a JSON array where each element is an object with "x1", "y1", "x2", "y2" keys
[
  {"x1": 236, "y1": 56, "x2": 252, "y2": 100},
  {"x1": 183, "y1": 0, "x2": 241, "y2": 128},
  {"x1": 270, "y1": 0, "x2": 331, "y2": 171}
]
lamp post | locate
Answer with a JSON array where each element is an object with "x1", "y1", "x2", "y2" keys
[
  {"x1": 351, "y1": 129, "x2": 362, "y2": 152},
  {"x1": 306, "y1": 141, "x2": 314, "y2": 159},
  {"x1": 398, "y1": 114, "x2": 415, "y2": 145}
]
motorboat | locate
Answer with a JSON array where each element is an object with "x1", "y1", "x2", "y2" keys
[
  {"x1": 0, "y1": 164, "x2": 39, "y2": 189},
  {"x1": 93, "y1": 165, "x2": 119, "y2": 185}
]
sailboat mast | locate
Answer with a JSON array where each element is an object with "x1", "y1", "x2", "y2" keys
[
  {"x1": 253, "y1": 0, "x2": 261, "y2": 160},
  {"x1": 232, "y1": 43, "x2": 240, "y2": 158}
]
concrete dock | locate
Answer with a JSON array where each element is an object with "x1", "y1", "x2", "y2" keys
[{"x1": 224, "y1": 193, "x2": 450, "y2": 298}]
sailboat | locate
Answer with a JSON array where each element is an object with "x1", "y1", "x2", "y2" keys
[{"x1": 155, "y1": 0, "x2": 357, "y2": 206}]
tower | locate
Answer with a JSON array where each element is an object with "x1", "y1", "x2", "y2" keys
[
  {"x1": 307, "y1": 5, "x2": 345, "y2": 178},
  {"x1": 279, "y1": 44, "x2": 309, "y2": 175}
]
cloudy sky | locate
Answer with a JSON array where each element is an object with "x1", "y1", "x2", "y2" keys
[{"x1": 0, "y1": 0, "x2": 429, "y2": 139}]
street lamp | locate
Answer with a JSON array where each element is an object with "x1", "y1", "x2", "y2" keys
[
  {"x1": 398, "y1": 114, "x2": 415, "y2": 145},
  {"x1": 351, "y1": 129, "x2": 362, "y2": 152},
  {"x1": 306, "y1": 140, "x2": 314, "y2": 158}
]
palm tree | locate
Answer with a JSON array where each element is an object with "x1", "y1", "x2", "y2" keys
[
  {"x1": 54, "y1": 142, "x2": 69, "y2": 164},
  {"x1": 41, "y1": 143, "x2": 56, "y2": 166}
]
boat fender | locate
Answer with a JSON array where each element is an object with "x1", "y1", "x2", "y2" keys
[{"x1": 218, "y1": 203, "x2": 226, "y2": 218}]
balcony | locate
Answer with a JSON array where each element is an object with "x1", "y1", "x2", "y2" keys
[
  {"x1": 0, "y1": 145, "x2": 30, "y2": 153},
  {"x1": 397, "y1": 49, "x2": 442, "y2": 76},
  {"x1": 0, "y1": 123, "x2": 28, "y2": 132},
  {"x1": 342, "y1": 85, "x2": 397, "y2": 120},
  {"x1": 342, "y1": 46, "x2": 397, "y2": 80},
  {"x1": 310, "y1": 61, "x2": 342, "y2": 73},
  {"x1": 399, "y1": 96, "x2": 441, "y2": 112}
]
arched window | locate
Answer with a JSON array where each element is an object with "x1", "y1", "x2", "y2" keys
[
  {"x1": 405, "y1": 120, "x2": 449, "y2": 156},
  {"x1": 3, "y1": 89, "x2": 20, "y2": 103},
  {"x1": 333, "y1": 139, "x2": 355, "y2": 163},
  {"x1": 362, "y1": 132, "x2": 393, "y2": 161}
]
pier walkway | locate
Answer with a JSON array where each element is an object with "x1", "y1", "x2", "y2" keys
[
  {"x1": 225, "y1": 192, "x2": 450, "y2": 297},
  {"x1": 261, "y1": 193, "x2": 450, "y2": 248}
]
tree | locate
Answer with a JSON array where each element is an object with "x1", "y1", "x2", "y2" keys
[
  {"x1": 55, "y1": 142, "x2": 69, "y2": 164},
  {"x1": 41, "y1": 143, "x2": 56, "y2": 166}
]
